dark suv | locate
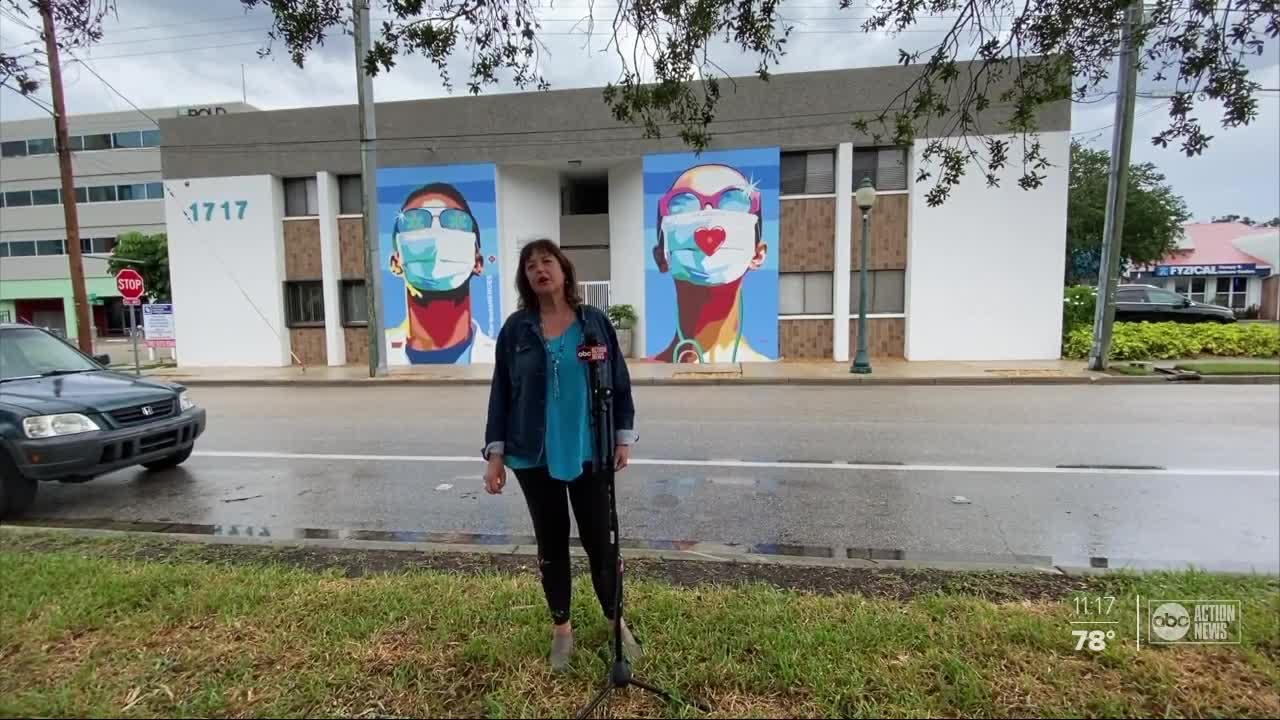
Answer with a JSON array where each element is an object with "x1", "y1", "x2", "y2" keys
[
  {"x1": 1115, "y1": 284, "x2": 1237, "y2": 323},
  {"x1": 0, "y1": 324, "x2": 206, "y2": 518}
]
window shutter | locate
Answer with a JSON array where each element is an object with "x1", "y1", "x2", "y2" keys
[
  {"x1": 877, "y1": 148, "x2": 908, "y2": 190},
  {"x1": 805, "y1": 151, "x2": 835, "y2": 194}
]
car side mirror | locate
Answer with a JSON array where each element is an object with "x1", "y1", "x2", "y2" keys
[
  {"x1": 1182, "y1": 298, "x2": 1193, "y2": 307},
  {"x1": 93, "y1": 353, "x2": 111, "y2": 365}
]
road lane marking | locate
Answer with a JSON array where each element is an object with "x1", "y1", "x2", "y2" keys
[{"x1": 193, "y1": 450, "x2": 1280, "y2": 477}]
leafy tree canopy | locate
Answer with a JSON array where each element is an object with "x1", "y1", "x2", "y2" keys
[
  {"x1": 1066, "y1": 140, "x2": 1191, "y2": 284},
  {"x1": 108, "y1": 231, "x2": 170, "y2": 302},
  {"x1": 238, "y1": 0, "x2": 1277, "y2": 205}
]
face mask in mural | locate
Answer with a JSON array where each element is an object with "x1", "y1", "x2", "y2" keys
[
  {"x1": 660, "y1": 209, "x2": 760, "y2": 286},
  {"x1": 395, "y1": 227, "x2": 477, "y2": 292}
]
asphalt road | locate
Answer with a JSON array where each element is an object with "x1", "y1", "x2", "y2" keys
[{"x1": 19, "y1": 384, "x2": 1280, "y2": 572}]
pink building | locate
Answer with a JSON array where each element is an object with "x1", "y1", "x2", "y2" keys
[{"x1": 1130, "y1": 222, "x2": 1280, "y2": 320}]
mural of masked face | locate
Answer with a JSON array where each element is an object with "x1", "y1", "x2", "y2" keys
[
  {"x1": 656, "y1": 164, "x2": 764, "y2": 286},
  {"x1": 392, "y1": 193, "x2": 481, "y2": 293}
]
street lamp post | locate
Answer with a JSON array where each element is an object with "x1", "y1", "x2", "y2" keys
[{"x1": 851, "y1": 177, "x2": 877, "y2": 374}]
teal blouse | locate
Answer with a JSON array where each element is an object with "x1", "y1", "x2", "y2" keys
[{"x1": 504, "y1": 322, "x2": 593, "y2": 481}]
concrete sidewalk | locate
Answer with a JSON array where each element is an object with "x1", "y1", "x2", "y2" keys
[{"x1": 135, "y1": 358, "x2": 1280, "y2": 386}]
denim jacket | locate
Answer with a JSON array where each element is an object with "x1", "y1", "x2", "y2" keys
[{"x1": 484, "y1": 304, "x2": 637, "y2": 461}]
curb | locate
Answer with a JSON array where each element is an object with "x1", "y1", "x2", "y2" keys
[
  {"x1": 1, "y1": 524, "x2": 1074, "y2": 573},
  {"x1": 11, "y1": 524, "x2": 1271, "y2": 576},
  {"x1": 155, "y1": 374, "x2": 1280, "y2": 388}
]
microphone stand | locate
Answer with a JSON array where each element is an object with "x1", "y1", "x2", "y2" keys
[{"x1": 574, "y1": 333, "x2": 684, "y2": 719}]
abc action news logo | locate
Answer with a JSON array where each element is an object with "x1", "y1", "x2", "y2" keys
[{"x1": 1149, "y1": 601, "x2": 1242, "y2": 644}]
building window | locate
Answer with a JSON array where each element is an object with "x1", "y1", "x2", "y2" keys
[
  {"x1": 1173, "y1": 277, "x2": 1207, "y2": 302},
  {"x1": 80, "y1": 133, "x2": 111, "y2": 151},
  {"x1": 140, "y1": 129, "x2": 161, "y2": 147},
  {"x1": 35, "y1": 239, "x2": 65, "y2": 256},
  {"x1": 68, "y1": 135, "x2": 84, "y2": 151},
  {"x1": 26, "y1": 137, "x2": 55, "y2": 155},
  {"x1": 117, "y1": 183, "x2": 149, "y2": 201},
  {"x1": 781, "y1": 150, "x2": 835, "y2": 195},
  {"x1": 850, "y1": 269, "x2": 906, "y2": 314},
  {"x1": 112, "y1": 130, "x2": 143, "y2": 149},
  {"x1": 1, "y1": 140, "x2": 27, "y2": 157},
  {"x1": 87, "y1": 185, "x2": 117, "y2": 203},
  {"x1": 31, "y1": 188, "x2": 60, "y2": 205},
  {"x1": 853, "y1": 147, "x2": 909, "y2": 191},
  {"x1": 3, "y1": 190, "x2": 32, "y2": 207},
  {"x1": 74, "y1": 187, "x2": 88, "y2": 203},
  {"x1": 779, "y1": 272, "x2": 834, "y2": 315},
  {"x1": 81, "y1": 237, "x2": 116, "y2": 255},
  {"x1": 5, "y1": 240, "x2": 36, "y2": 257},
  {"x1": 1214, "y1": 277, "x2": 1248, "y2": 309},
  {"x1": 341, "y1": 280, "x2": 369, "y2": 325},
  {"x1": 284, "y1": 177, "x2": 319, "y2": 216},
  {"x1": 285, "y1": 281, "x2": 325, "y2": 326},
  {"x1": 146, "y1": 181, "x2": 165, "y2": 200},
  {"x1": 561, "y1": 174, "x2": 609, "y2": 214},
  {"x1": 338, "y1": 174, "x2": 363, "y2": 214}
]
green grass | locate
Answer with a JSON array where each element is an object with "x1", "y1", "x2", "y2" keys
[
  {"x1": 1110, "y1": 363, "x2": 1154, "y2": 376},
  {"x1": 1175, "y1": 360, "x2": 1280, "y2": 375},
  {"x1": 1, "y1": 537, "x2": 1277, "y2": 718}
]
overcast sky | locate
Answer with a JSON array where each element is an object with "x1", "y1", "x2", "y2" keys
[{"x1": 2, "y1": 0, "x2": 1277, "y2": 221}]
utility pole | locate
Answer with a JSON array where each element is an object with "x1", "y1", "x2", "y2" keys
[
  {"x1": 1088, "y1": 0, "x2": 1144, "y2": 371},
  {"x1": 40, "y1": 0, "x2": 93, "y2": 354},
  {"x1": 353, "y1": 0, "x2": 386, "y2": 377}
]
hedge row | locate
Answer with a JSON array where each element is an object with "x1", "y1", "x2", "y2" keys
[{"x1": 1062, "y1": 321, "x2": 1280, "y2": 361}]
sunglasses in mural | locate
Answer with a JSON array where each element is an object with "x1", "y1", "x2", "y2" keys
[
  {"x1": 394, "y1": 207, "x2": 478, "y2": 234},
  {"x1": 659, "y1": 186, "x2": 760, "y2": 216}
]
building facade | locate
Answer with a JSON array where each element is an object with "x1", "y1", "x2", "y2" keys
[
  {"x1": 0, "y1": 103, "x2": 254, "y2": 340},
  {"x1": 158, "y1": 65, "x2": 1072, "y2": 367},
  {"x1": 1129, "y1": 222, "x2": 1279, "y2": 320}
]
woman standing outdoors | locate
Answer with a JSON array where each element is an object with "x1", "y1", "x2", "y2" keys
[{"x1": 483, "y1": 239, "x2": 641, "y2": 672}]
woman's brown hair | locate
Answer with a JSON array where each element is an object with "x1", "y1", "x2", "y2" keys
[{"x1": 516, "y1": 238, "x2": 583, "y2": 311}]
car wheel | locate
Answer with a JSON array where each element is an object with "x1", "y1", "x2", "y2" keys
[
  {"x1": 142, "y1": 446, "x2": 194, "y2": 472},
  {"x1": 0, "y1": 454, "x2": 37, "y2": 519}
]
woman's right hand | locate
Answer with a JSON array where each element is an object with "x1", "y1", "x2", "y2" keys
[{"x1": 484, "y1": 456, "x2": 507, "y2": 495}]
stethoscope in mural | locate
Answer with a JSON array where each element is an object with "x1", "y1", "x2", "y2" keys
[{"x1": 669, "y1": 298, "x2": 746, "y2": 364}]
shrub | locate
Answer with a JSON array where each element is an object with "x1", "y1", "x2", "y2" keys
[
  {"x1": 1062, "y1": 321, "x2": 1280, "y2": 360},
  {"x1": 606, "y1": 303, "x2": 637, "y2": 330},
  {"x1": 1062, "y1": 285, "x2": 1097, "y2": 335}
]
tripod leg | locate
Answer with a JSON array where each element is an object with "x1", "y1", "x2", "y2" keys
[
  {"x1": 574, "y1": 683, "x2": 613, "y2": 720},
  {"x1": 628, "y1": 677, "x2": 675, "y2": 701}
]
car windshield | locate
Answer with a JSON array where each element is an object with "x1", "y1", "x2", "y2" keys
[{"x1": 0, "y1": 327, "x2": 100, "y2": 380}]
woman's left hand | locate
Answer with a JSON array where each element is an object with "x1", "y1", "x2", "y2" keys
[{"x1": 614, "y1": 444, "x2": 631, "y2": 471}]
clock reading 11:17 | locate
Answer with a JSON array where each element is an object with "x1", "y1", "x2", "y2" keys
[
  {"x1": 188, "y1": 200, "x2": 248, "y2": 222},
  {"x1": 1074, "y1": 595, "x2": 1116, "y2": 616}
]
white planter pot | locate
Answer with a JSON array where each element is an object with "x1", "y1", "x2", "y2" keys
[{"x1": 616, "y1": 327, "x2": 634, "y2": 358}]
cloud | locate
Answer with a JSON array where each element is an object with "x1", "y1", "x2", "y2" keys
[{"x1": 1, "y1": 0, "x2": 1275, "y2": 219}]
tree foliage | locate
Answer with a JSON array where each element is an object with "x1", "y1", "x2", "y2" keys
[
  {"x1": 241, "y1": 0, "x2": 1278, "y2": 206},
  {"x1": 1212, "y1": 214, "x2": 1280, "y2": 226},
  {"x1": 0, "y1": 0, "x2": 113, "y2": 97},
  {"x1": 108, "y1": 231, "x2": 170, "y2": 302},
  {"x1": 1066, "y1": 141, "x2": 1191, "y2": 284}
]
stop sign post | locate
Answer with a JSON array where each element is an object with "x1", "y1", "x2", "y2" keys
[{"x1": 115, "y1": 268, "x2": 145, "y2": 376}]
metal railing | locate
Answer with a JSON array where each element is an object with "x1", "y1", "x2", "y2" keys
[{"x1": 578, "y1": 281, "x2": 610, "y2": 310}]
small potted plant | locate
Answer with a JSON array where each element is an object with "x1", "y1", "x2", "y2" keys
[{"x1": 606, "y1": 304, "x2": 638, "y2": 357}]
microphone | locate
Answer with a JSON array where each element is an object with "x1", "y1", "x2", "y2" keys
[{"x1": 577, "y1": 331, "x2": 609, "y2": 364}]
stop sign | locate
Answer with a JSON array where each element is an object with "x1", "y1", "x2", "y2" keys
[{"x1": 116, "y1": 268, "x2": 145, "y2": 301}]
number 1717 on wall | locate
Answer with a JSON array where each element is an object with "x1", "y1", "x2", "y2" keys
[{"x1": 189, "y1": 201, "x2": 248, "y2": 221}]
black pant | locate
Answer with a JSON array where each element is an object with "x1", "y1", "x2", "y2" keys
[{"x1": 514, "y1": 465, "x2": 617, "y2": 626}]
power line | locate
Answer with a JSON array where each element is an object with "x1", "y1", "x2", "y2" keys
[
  {"x1": 88, "y1": 25, "x2": 273, "y2": 49},
  {"x1": 0, "y1": 81, "x2": 55, "y2": 115},
  {"x1": 63, "y1": 51, "x2": 158, "y2": 126},
  {"x1": 67, "y1": 39, "x2": 263, "y2": 61}
]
